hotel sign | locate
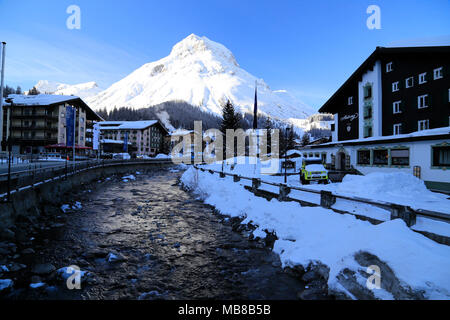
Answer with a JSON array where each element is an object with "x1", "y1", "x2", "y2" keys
[{"x1": 340, "y1": 113, "x2": 358, "y2": 122}]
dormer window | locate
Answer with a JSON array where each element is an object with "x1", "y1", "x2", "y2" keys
[
  {"x1": 348, "y1": 96, "x2": 353, "y2": 105},
  {"x1": 386, "y1": 62, "x2": 393, "y2": 72},
  {"x1": 405, "y1": 77, "x2": 414, "y2": 88},
  {"x1": 434, "y1": 67, "x2": 443, "y2": 80}
]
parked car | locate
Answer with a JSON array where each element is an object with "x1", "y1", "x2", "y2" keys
[
  {"x1": 112, "y1": 153, "x2": 131, "y2": 160},
  {"x1": 300, "y1": 157, "x2": 329, "y2": 184}
]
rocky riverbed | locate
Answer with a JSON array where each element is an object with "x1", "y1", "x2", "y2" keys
[{"x1": 0, "y1": 167, "x2": 331, "y2": 300}]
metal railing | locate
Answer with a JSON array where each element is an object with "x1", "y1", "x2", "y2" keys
[
  {"x1": 0, "y1": 158, "x2": 173, "y2": 200},
  {"x1": 193, "y1": 165, "x2": 450, "y2": 227}
]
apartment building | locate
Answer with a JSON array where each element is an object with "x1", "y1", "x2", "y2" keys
[
  {"x1": 98, "y1": 120, "x2": 168, "y2": 156},
  {"x1": 1, "y1": 94, "x2": 102, "y2": 156}
]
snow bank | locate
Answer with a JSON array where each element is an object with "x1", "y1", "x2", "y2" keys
[
  {"x1": 336, "y1": 172, "x2": 448, "y2": 212},
  {"x1": 181, "y1": 166, "x2": 450, "y2": 299},
  {"x1": 155, "y1": 154, "x2": 171, "y2": 159}
]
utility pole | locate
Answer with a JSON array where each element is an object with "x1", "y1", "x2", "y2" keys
[{"x1": 0, "y1": 42, "x2": 6, "y2": 147}]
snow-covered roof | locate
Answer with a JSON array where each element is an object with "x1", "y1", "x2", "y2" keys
[
  {"x1": 100, "y1": 139, "x2": 131, "y2": 145},
  {"x1": 313, "y1": 126, "x2": 450, "y2": 147},
  {"x1": 99, "y1": 120, "x2": 158, "y2": 130},
  {"x1": 286, "y1": 149, "x2": 302, "y2": 156},
  {"x1": 170, "y1": 129, "x2": 194, "y2": 136},
  {"x1": 6, "y1": 94, "x2": 81, "y2": 106}
]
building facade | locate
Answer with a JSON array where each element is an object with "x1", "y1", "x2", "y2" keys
[
  {"x1": 1, "y1": 94, "x2": 102, "y2": 156},
  {"x1": 98, "y1": 120, "x2": 168, "y2": 156},
  {"x1": 302, "y1": 46, "x2": 450, "y2": 192}
]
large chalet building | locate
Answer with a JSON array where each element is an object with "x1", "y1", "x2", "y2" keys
[
  {"x1": 1, "y1": 94, "x2": 103, "y2": 156},
  {"x1": 301, "y1": 46, "x2": 450, "y2": 192}
]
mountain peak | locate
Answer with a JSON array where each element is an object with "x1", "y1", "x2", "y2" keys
[{"x1": 169, "y1": 34, "x2": 239, "y2": 67}]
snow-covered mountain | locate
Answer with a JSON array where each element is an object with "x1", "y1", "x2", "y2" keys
[
  {"x1": 87, "y1": 34, "x2": 315, "y2": 119},
  {"x1": 32, "y1": 80, "x2": 102, "y2": 99}
]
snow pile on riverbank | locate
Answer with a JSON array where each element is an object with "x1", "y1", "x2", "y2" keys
[{"x1": 181, "y1": 165, "x2": 450, "y2": 299}]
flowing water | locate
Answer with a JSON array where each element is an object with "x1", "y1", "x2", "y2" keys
[{"x1": 2, "y1": 168, "x2": 304, "y2": 300}]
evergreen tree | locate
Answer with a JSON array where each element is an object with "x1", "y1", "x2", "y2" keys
[
  {"x1": 220, "y1": 100, "x2": 242, "y2": 158},
  {"x1": 301, "y1": 132, "x2": 311, "y2": 146},
  {"x1": 28, "y1": 86, "x2": 40, "y2": 95},
  {"x1": 263, "y1": 116, "x2": 273, "y2": 154},
  {"x1": 220, "y1": 100, "x2": 242, "y2": 133},
  {"x1": 16, "y1": 86, "x2": 22, "y2": 94}
]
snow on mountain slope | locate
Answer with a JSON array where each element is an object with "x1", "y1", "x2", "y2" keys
[
  {"x1": 87, "y1": 34, "x2": 315, "y2": 119},
  {"x1": 33, "y1": 80, "x2": 102, "y2": 99}
]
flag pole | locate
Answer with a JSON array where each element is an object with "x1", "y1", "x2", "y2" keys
[{"x1": 73, "y1": 107, "x2": 76, "y2": 172}]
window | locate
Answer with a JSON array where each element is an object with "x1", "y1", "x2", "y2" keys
[
  {"x1": 393, "y1": 101, "x2": 401, "y2": 114},
  {"x1": 419, "y1": 72, "x2": 427, "y2": 84},
  {"x1": 363, "y1": 125, "x2": 373, "y2": 138},
  {"x1": 364, "y1": 85, "x2": 372, "y2": 99},
  {"x1": 357, "y1": 150, "x2": 370, "y2": 165},
  {"x1": 418, "y1": 94, "x2": 429, "y2": 109},
  {"x1": 432, "y1": 146, "x2": 450, "y2": 167},
  {"x1": 392, "y1": 82, "x2": 399, "y2": 92},
  {"x1": 433, "y1": 67, "x2": 443, "y2": 80},
  {"x1": 393, "y1": 123, "x2": 402, "y2": 135},
  {"x1": 405, "y1": 77, "x2": 414, "y2": 88},
  {"x1": 373, "y1": 149, "x2": 388, "y2": 165},
  {"x1": 391, "y1": 149, "x2": 409, "y2": 166},
  {"x1": 418, "y1": 119, "x2": 429, "y2": 131},
  {"x1": 348, "y1": 96, "x2": 353, "y2": 105},
  {"x1": 386, "y1": 62, "x2": 393, "y2": 72}
]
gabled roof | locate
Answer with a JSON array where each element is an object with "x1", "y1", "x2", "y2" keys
[
  {"x1": 319, "y1": 46, "x2": 450, "y2": 114},
  {"x1": 98, "y1": 120, "x2": 169, "y2": 134},
  {"x1": 5, "y1": 94, "x2": 103, "y2": 121}
]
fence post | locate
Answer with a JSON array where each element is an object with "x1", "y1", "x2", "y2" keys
[
  {"x1": 390, "y1": 204, "x2": 416, "y2": 227},
  {"x1": 251, "y1": 178, "x2": 261, "y2": 192},
  {"x1": 320, "y1": 190, "x2": 336, "y2": 209},
  {"x1": 278, "y1": 184, "x2": 291, "y2": 201},
  {"x1": 233, "y1": 175, "x2": 240, "y2": 182},
  {"x1": 219, "y1": 172, "x2": 225, "y2": 178}
]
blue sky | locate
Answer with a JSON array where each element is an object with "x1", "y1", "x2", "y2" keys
[{"x1": 1, "y1": 0, "x2": 449, "y2": 110}]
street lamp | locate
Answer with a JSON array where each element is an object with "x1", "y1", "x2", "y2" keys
[{"x1": 3, "y1": 97, "x2": 13, "y2": 202}]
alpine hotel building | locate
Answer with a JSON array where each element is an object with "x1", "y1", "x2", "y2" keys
[{"x1": 302, "y1": 46, "x2": 450, "y2": 192}]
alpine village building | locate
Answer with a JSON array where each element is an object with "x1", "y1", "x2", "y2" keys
[
  {"x1": 301, "y1": 46, "x2": 450, "y2": 193},
  {"x1": 98, "y1": 120, "x2": 169, "y2": 157},
  {"x1": 1, "y1": 94, "x2": 103, "y2": 158}
]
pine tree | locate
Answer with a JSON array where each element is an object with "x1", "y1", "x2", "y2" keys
[
  {"x1": 220, "y1": 100, "x2": 242, "y2": 133},
  {"x1": 220, "y1": 100, "x2": 242, "y2": 158},
  {"x1": 287, "y1": 125, "x2": 296, "y2": 150},
  {"x1": 301, "y1": 132, "x2": 311, "y2": 146},
  {"x1": 263, "y1": 116, "x2": 273, "y2": 154},
  {"x1": 28, "y1": 86, "x2": 40, "y2": 95},
  {"x1": 16, "y1": 86, "x2": 22, "y2": 94}
]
